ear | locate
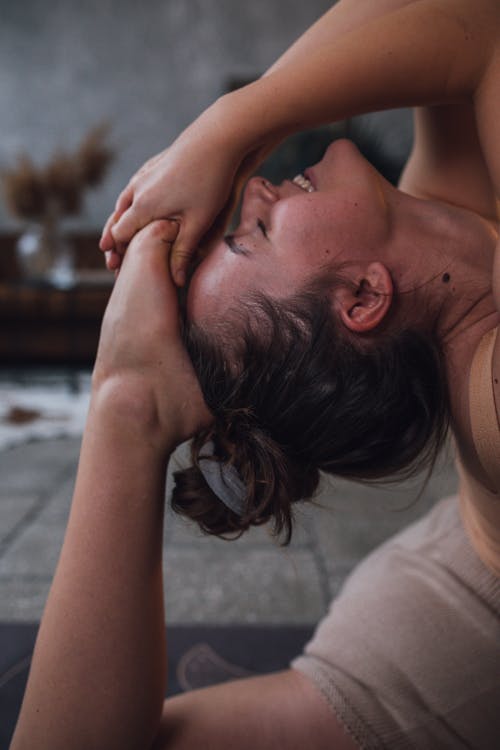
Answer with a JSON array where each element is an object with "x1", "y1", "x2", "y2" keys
[{"x1": 335, "y1": 262, "x2": 393, "y2": 333}]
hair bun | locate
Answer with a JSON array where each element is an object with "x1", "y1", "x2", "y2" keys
[
  {"x1": 171, "y1": 430, "x2": 320, "y2": 544},
  {"x1": 198, "y1": 441, "x2": 247, "y2": 516}
]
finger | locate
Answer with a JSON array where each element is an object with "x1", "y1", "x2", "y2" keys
[
  {"x1": 100, "y1": 186, "x2": 134, "y2": 250},
  {"x1": 122, "y1": 220, "x2": 180, "y2": 281},
  {"x1": 115, "y1": 184, "x2": 133, "y2": 214},
  {"x1": 127, "y1": 219, "x2": 179, "y2": 256},
  {"x1": 99, "y1": 210, "x2": 118, "y2": 251},
  {"x1": 105, "y1": 249, "x2": 122, "y2": 271},
  {"x1": 161, "y1": 218, "x2": 181, "y2": 245},
  {"x1": 170, "y1": 229, "x2": 199, "y2": 287},
  {"x1": 111, "y1": 204, "x2": 147, "y2": 246}
]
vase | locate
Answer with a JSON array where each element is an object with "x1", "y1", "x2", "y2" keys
[{"x1": 16, "y1": 214, "x2": 76, "y2": 289}]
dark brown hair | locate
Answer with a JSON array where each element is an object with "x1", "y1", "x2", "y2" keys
[{"x1": 172, "y1": 281, "x2": 450, "y2": 544}]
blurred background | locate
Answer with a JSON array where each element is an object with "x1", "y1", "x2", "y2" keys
[
  {"x1": 0, "y1": 2, "x2": 456, "y2": 745},
  {"x1": 0, "y1": 0, "x2": 413, "y2": 368}
]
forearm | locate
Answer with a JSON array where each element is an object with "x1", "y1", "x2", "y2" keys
[
  {"x1": 265, "y1": 0, "x2": 416, "y2": 76},
  {"x1": 218, "y1": 0, "x2": 494, "y2": 153},
  {"x1": 11, "y1": 380, "x2": 174, "y2": 750}
]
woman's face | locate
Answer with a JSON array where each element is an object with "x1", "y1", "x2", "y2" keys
[{"x1": 187, "y1": 139, "x2": 395, "y2": 323}]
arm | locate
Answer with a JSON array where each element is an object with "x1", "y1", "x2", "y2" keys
[
  {"x1": 271, "y1": 0, "x2": 498, "y2": 217},
  {"x1": 398, "y1": 100, "x2": 498, "y2": 218},
  {"x1": 102, "y1": 0, "x2": 498, "y2": 283},
  {"x1": 10, "y1": 222, "x2": 358, "y2": 750},
  {"x1": 150, "y1": 671, "x2": 357, "y2": 750},
  {"x1": 231, "y1": 0, "x2": 499, "y2": 220},
  {"x1": 10, "y1": 221, "x2": 210, "y2": 750}
]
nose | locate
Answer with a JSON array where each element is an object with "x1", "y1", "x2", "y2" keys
[
  {"x1": 245, "y1": 176, "x2": 280, "y2": 203},
  {"x1": 240, "y1": 177, "x2": 280, "y2": 229}
]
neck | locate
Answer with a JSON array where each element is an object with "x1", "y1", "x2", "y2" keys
[{"x1": 389, "y1": 194, "x2": 499, "y2": 346}]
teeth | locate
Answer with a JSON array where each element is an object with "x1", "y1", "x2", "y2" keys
[{"x1": 293, "y1": 174, "x2": 315, "y2": 192}]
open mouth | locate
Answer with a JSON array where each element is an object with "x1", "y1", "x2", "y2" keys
[{"x1": 292, "y1": 174, "x2": 315, "y2": 192}]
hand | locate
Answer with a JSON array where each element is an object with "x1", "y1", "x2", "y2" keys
[
  {"x1": 94, "y1": 220, "x2": 211, "y2": 447},
  {"x1": 100, "y1": 100, "x2": 252, "y2": 286}
]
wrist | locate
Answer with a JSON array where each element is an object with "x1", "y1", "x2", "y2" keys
[
  {"x1": 212, "y1": 85, "x2": 289, "y2": 156},
  {"x1": 90, "y1": 373, "x2": 176, "y2": 457}
]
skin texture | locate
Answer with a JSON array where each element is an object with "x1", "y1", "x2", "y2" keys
[
  {"x1": 11, "y1": 1, "x2": 500, "y2": 749},
  {"x1": 187, "y1": 137, "x2": 495, "y2": 353}
]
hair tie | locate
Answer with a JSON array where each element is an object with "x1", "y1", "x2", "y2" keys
[{"x1": 198, "y1": 441, "x2": 247, "y2": 516}]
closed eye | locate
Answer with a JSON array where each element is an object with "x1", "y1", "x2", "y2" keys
[{"x1": 257, "y1": 219, "x2": 268, "y2": 239}]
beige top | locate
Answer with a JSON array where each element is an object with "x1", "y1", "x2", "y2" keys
[{"x1": 459, "y1": 327, "x2": 500, "y2": 576}]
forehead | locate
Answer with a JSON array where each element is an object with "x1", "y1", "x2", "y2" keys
[{"x1": 186, "y1": 242, "x2": 275, "y2": 322}]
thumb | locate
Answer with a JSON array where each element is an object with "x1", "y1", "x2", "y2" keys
[{"x1": 170, "y1": 227, "x2": 200, "y2": 287}]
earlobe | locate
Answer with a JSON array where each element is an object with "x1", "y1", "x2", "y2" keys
[{"x1": 337, "y1": 262, "x2": 393, "y2": 333}]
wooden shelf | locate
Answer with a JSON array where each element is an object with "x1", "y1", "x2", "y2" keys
[{"x1": 0, "y1": 233, "x2": 113, "y2": 365}]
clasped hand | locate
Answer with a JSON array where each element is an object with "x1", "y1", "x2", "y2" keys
[
  {"x1": 99, "y1": 96, "x2": 272, "y2": 285},
  {"x1": 94, "y1": 220, "x2": 211, "y2": 448}
]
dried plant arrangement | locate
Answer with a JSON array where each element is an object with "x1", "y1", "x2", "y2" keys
[
  {"x1": 2, "y1": 122, "x2": 114, "y2": 222},
  {"x1": 1, "y1": 123, "x2": 114, "y2": 285}
]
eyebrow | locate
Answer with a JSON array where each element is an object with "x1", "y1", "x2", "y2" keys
[{"x1": 224, "y1": 234, "x2": 251, "y2": 256}]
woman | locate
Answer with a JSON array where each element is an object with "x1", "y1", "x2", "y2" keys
[{"x1": 11, "y1": 0, "x2": 499, "y2": 748}]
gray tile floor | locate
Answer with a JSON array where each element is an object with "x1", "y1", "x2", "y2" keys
[{"x1": 0, "y1": 437, "x2": 459, "y2": 624}]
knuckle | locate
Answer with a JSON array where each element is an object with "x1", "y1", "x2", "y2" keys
[
  {"x1": 147, "y1": 219, "x2": 178, "y2": 242},
  {"x1": 173, "y1": 245, "x2": 190, "y2": 261},
  {"x1": 130, "y1": 191, "x2": 148, "y2": 214},
  {"x1": 142, "y1": 220, "x2": 164, "y2": 239}
]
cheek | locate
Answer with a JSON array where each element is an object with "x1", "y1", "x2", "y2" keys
[
  {"x1": 275, "y1": 209, "x2": 342, "y2": 268},
  {"x1": 276, "y1": 198, "x2": 378, "y2": 268}
]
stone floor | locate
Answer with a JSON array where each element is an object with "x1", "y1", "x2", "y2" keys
[
  {"x1": 0, "y1": 438, "x2": 456, "y2": 624},
  {"x1": 0, "y1": 436, "x2": 459, "y2": 625}
]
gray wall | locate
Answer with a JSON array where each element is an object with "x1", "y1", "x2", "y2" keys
[{"x1": 0, "y1": 0, "x2": 335, "y2": 231}]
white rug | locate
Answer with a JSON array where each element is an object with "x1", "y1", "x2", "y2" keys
[{"x1": 0, "y1": 373, "x2": 91, "y2": 452}]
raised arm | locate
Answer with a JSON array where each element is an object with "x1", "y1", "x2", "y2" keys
[
  {"x1": 101, "y1": 0, "x2": 499, "y2": 283},
  {"x1": 271, "y1": 0, "x2": 498, "y2": 218},
  {"x1": 242, "y1": 0, "x2": 500, "y2": 220},
  {"x1": 10, "y1": 222, "x2": 211, "y2": 750}
]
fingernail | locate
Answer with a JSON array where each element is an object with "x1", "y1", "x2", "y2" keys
[{"x1": 175, "y1": 268, "x2": 186, "y2": 287}]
